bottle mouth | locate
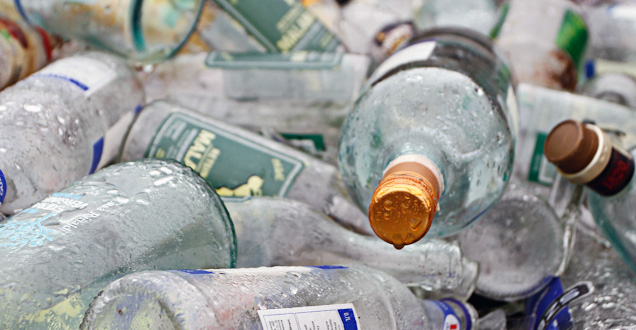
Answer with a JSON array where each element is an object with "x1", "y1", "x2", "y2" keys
[{"x1": 369, "y1": 171, "x2": 439, "y2": 249}]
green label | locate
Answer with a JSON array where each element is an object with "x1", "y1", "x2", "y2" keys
[
  {"x1": 205, "y1": 51, "x2": 344, "y2": 70},
  {"x1": 213, "y1": 0, "x2": 340, "y2": 52},
  {"x1": 555, "y1": 9, "x2": 588, "y2": 69},
  {"x1": 528, "y1": 132, "x2": 557, "y2": 186},
  {"x1": 489, "y1": 3, "x2": 509, "y2": 39},
  {"x1": 145, "y1": 113, "x2": 305, "y2": 201},
  {"x1": 280, "y1": 132, "x2": 326, "y2": 154}
]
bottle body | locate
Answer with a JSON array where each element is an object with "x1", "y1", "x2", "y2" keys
[
  {"x1": 15, "y1": 0, "x2": 204, "y2": 63},
  {"x1": 122, "y1": 100, "x2": 372, "y2": 235},
  {"x1": 414, "y1": 0, "x2": 499, "y2": 36},
  {"x1": 0, "y1": 159, "x2": 236, "y2": 329},
  {"x1": 581, "y1": 72, "x2": 636, "y2": 109},
  {"x1": 81, "y1": 265, "x2": 477, "y2": 330},
  {"x1": 584, "y1": 2, "x2": 636, "y2": 62},
  {"x1": 225, "y1": 197, "x2": 478, "y2": 298},
  {"x1": 492, "y1": 0, "x2": 588, "y2": 91},
  {"x1": 0, "y1": 51, "x2": 144, "y2": 215},
  {"x1": 339, "y1": 28, "x2": 517, "y2": 240},
  {"x1": 457, "y1": 185, "x2": 564, "y2": 301},
  {"x1": 0, "y1": 6, "x2": 60, "y2": 90}
]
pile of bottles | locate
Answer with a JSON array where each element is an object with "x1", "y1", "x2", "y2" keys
[{"x1": 1, "y1": 0, "x2": 636, "y2": 328}]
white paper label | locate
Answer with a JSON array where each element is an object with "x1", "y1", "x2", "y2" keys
[
  {"x1": 34, "y1": 56, "x2": 117, "y2": 96},
  {"x1": 369, "y1": 40, "x2": 436, "y2": 84},
  {"x1": 258, "y1": 304, "x2": 359, "y2": 330},
  {"x1": 89, "y1": 108, "x2": 139, "y2": 174}
]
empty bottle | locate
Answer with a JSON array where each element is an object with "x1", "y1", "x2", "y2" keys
[
  {"x1": 303, "y1": 0, "x2": 415, "y2": 62},
  {"x1": 544, "y1": 119, "x2": 636, "y2": 274},
  {"x1": 581, "y1": 72, "x2": 636, "y2": 109},
  {"x1": 492, "y1": 0, "x2": 588, "y2": 91},
  {"x1": 514, "y1": 83, "x2": 636, "y2": 192},
  {"x1": 0, "y1": 51, "x2": 144, "y2": 215},
  {"x1": 0, "y1": 159, "x2": 237, "y2": 329},
  {"x1": 13, "y1": 0, "x2": 204, "y2": 63},
  {"x1": 414, "y1": 0, "x2": 500, "y2": 36},
  {"x1": 339, "y1": 27, "x2": 518, "y2": 247},
  {"x1": 81, "y1": 265, "x2": 478, "y2": 329},
  {"x1": 226, "y1": 197, "x2": 478, "y2": 299},
  {"x1": 122, "y1": 100, "x2": 373, "y2": 235},
  {"x1": 457, "y1": 185, "x2": 564, "y2": 301},
  {"x1": 0, "y1": 5, "x2": 61, "y2": 90}
]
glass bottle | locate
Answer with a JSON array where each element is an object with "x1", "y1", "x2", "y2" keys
[
  {"x1": 0, "y1": 51, "x2": 144, "y2": 215},
  {"x1": 492, "y1": 0, "x2": 589, "y2": 91},
  {"x1": 13, "y1": 0, "x2": 204, "y2": 63},
  {"x1": 581, "y1": 72, "x2": 636, "y2": 109},
  {"x1": 0, "y1": 159, "x2": 236, "y2": 329},
  {"x1": 544, "y1": 119, "x2": 636, "y2": 273},
  {"x1": 338, "y1": 27, "x2": 518, "y2": 247},
  {"x1": 81, "y1": 265, "x2": 478, "y2": 330},
  {"x1": 226, "y1": 197, "x2": 478, "y2": 299},
  {"x1": 122, "y1": 100, "x2": 373, "y2": 235}
]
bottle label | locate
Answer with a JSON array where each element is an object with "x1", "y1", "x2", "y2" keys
[
  {"x1": 258, "y1": 304, "x2": 359, "y2": 330},
  {"x1": 212, "y1": 0, "x2": 341, "y2": 53},
  {"x1": 145, "y1": 112, "x2": 305, "y2": 201},
  {"x1": 205, "y1": 51, "x2": 344, "y2": 70},
  {"x1": 489, "y1": 3, "x2": 509, "y2": 39},
  {"x1": 89, "y1": 106, "x2": 141, "y2": 174},
  {"x1": 0, "y1": 192, "x2": 105, "y2": 252},
  {"x1": 587, "y1": 146, "x2": 635, "y2": 196},
  {"x1": 555, "y1": 9, "x2": 588, "y2": 70},
  {"x1": 368, "y1": 39, "x2": 436, "y2": 85},
  {"x1": 33, "y1": 56, "x2": 117, "y2": 96},
  {"x1": 280, "y1": 132, "x2": 326, "y2": 154},
  {"x1": 0, "y1": 168, "x2": 6, "y2": 205},
  {"x1": 430, "y1": 300, "x2": 463, "y2": 330},
  {"x1": 528, "y1": 132, "x2": 558, "y2": 186},
  {"x1": 526, "y1": 277, "x2": 593, "y2": 330}
]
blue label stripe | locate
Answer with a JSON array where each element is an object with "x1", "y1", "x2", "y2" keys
[
  {"x1": 35, "y1": 73, "x2": 89, "y2": 91},
  {"x1": 309, "y1": 265, "x2": 348, "y2": 270},
  {"x1": 90, "y1": 137, "x2": 104, "y2": 174},
  {"x1": 179, "y1": 269, "x2": 214, "y2": 274},
  {"x1": 13, "y1": 0, "x2": 30, "y2": 24},
  {"x1": 443, "y1": 298, "x2": 472, "y2": 330},
  {"x1": 338, "y1": 308, "x2": 358, "y2": 330},
  {"x1": 134, "y1": 104, "x2": 143, "y2": 115},
  {"x1": 0, "y1": 168, "x2": 6, "y2": 204},
  {"x1": 585, "y1": 60, "x2": 595, "y2": 79}
]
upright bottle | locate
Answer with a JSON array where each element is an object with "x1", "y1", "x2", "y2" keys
[
  {"x1": 122, "y1": 100, "x2": 373, "y2": 235},
  {"x1": 13, "y1": 0, "x2": 204, "y2": 63},
  {"x1": 339, "y1": 27, "x2": 518, "y2": 247},
  {"x1": 0, "y1": 4, "x2": 61, "y2": 90},
  {"x1": 544, "y1": 119, "x2": 636, "y2": 273},
  {"x1": 226, "y1": 197, "x2": 478, "y2": 299},
  {"x1": 0, "y1": 159, "x2": 237, "y2": 329},
  {"x1": 491, "y1": 0, "x2": 588, "y2": 91},
  {"x1": 81, "y1": 265, "x2": 478, "y2": 330},
  {"x1": 0, "y1": 51, "x2": 144, "y2": 215}
]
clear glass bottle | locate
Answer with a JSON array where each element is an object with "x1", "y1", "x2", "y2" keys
[
  {"x1": 581, "y1": 72, "x2": 636, "y2": 109},
  {"x1": 122, "y1": 100, "x2": 373, "y2": 235},
  {"x1": 456, "y1": 185, "x2": 564, "y2": 301},
  {"x1": 225, "y1": 197, "x2": 478, "y2": 299},
  {"x1": 413, "y1": 0, "x2": 500, "y2": 36},
  {"x1": 0, "y1": 51, "x2": 144, "y2": 215},
  {"x1": 0, "y1": 159, "x2": 237, "y2": 329},
  {"x1": 492, "y1": 0, "x2": 589, "y2": 91},
  {"x1": 513, "y1": 83, "x2": 636, "y2": 196},
  {"x1": 338, "y1": 27, "x2": 518, "y2": 247},
  {"x1": 544, "y1": 119, "x2": 636, "y2": 274},
  {"x1": 81, "y1": 265, "x2": 478, "y2": 330},
  {"x1": 13, "y1": 0, "x2": 204, "y2": 63},
  {"x1": 0, "y1": 4, "x2": 61, "y2": 90}
]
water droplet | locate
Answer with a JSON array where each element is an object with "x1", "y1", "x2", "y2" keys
[
  {"x1": 23, "y1": 104, "x2": 42, "y2": 113},
  {"x1": 401, "y1": 202, "x2": 409, "y2": 213},
  {"x1": 0, "y1": 105, "x2": 7, "y2": 112},
  {"x1": 383, "y1": 200, "x2": 393, "y2": 210},
  {"x1": 154, "y1": 176, "x2": 174, "y2": 186},
  {"x1": 149, "y1": 170, "x2": 161, "y2": 177},
  {"x1": 410, "y1": 217, "x2": 422, "y2": 230}
]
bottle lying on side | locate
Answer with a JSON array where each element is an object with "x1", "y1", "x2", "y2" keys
[
  {"x1": 81, "y1": 265, "x2": 479, "y2": 330},
  {"x1": 0, "y1": 51, "x2": 144, "y2": 215},
  {"x1": 0, "y1": 159, "x2": 236, "y2": 329},
  {"x1": 226, "y1": 197, "x2": 478, "y2": 299},
  {"x1": 122, "y1": 100, "x2": 374, "y2": 235}
]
